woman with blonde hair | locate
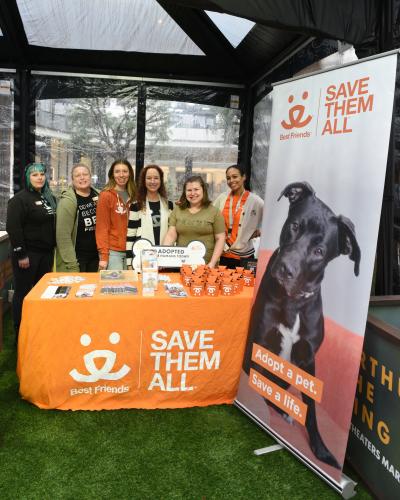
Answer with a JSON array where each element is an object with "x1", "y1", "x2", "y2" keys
[
  {"x1": 126, "y1": 164, "x2": 173, "y2": 268},
  {"x1": 96, "y1": 159, "x2": 136, "y2": 270},
  {"x1": 56, "y1": 163, "x2": 100, "y2": 272}
]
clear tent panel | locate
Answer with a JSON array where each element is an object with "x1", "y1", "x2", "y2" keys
[
  {"x1": 32, "y1": 75, "x2": 243, "y2": 200},
  {"x1": 144, "y1": 100, "x2": 240, "y2": 200},
  {"x1": 250, "y1": 92, "x2": 272, "y2": 200},
  {"x1": 33, "y1": 76, "x2": 139, "y2": 195},
  {"x1": 0, "y1": 77, "x2": 14, "y2": 230},
  {"x1": 17, "y1": 0, "x2": 204, "y2": 55}
]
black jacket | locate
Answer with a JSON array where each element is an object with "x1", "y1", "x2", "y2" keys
[{"x1": 6, "y1": 189, "x2": 56, "y2": 259}]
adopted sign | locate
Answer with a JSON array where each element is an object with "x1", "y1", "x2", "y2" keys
[{"x1": 131, "y1": 238, "x2": 206, "y2": 270}]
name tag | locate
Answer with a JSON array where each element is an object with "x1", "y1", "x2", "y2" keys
[
  {"x1": 93, "y1": 196, "x2": 98, "y2": 202},
  {"x1": 35, "y1": 201, "x2": 42, "y2": 205}
]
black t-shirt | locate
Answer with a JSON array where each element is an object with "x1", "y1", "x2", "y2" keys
[
  {"x1": 6, "y1": 189, "x2": 56, "y2": 257},
  {"x1": 75, "y1": 190, "x2": 98, "y2": 257},
  {"x1": 148, "y1": 200, "x2": 161, "y2": 245}
]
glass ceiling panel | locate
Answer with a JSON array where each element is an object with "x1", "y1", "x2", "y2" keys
[
  {"x1": 205, "y1": 11, "x2": 255, "y2": 48},
  {"x1": 17, "y1": 0, "x2": 204, "y2": 55}
]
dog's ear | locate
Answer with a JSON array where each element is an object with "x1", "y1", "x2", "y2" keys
[
  {"x1": 337, "y1": 215, "x2": 361, "y2": 276},
  {"x1": 278, "y1": 182, "x2": 315, "y2": 204}
]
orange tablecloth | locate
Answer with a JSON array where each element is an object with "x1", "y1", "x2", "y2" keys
[{"x1": 17, "y1": 273, "x2": 253, "y2": 410}]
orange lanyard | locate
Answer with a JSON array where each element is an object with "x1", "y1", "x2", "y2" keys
[{"x1": 223, "y1": 190, "x2": 249, "y2": 243}]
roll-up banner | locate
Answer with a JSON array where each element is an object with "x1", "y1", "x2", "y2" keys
[{"x1": 235, "y1": 51, "x2": 398, "y2": 493}]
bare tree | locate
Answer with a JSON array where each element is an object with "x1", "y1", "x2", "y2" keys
[
  {"x1": 216, "y1": 108, "x2": 241, "y2": 145},
  {"x1": 68, "y1": 97, "x2": 170, "y2": 160}
]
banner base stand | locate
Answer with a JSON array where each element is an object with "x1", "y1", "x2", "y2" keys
[
  {"x1": 254, "y1": 444, "x2": 283, "y2": 455},
  {"x1": 235, "y1": 401, "x2": 358, "y2": 498},
  {"x1": 338, "y1": 473, "x2": 357, "y2": 500},
  {"x1": 253, "y1": 442, "x2": 357, "y2": 499}
]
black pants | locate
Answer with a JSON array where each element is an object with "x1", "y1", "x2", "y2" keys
[
  {"x1": 77, "y1": 254, "x2": 99, "y2": 272},
  {"x1": 219, "y1": 254, "x2": 255, "y2": 270},
  {"x1": 12, "y1": 250, "x2": 54, "y2": 336}
]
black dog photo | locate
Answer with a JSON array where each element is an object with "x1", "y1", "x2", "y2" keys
[{"x1": 243, "y1": 181, "x2": 361, "y2": 470}]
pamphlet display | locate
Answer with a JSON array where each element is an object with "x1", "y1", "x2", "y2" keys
[
  {"x1": 99, "y1": 270, "x2": 138, "y2": 282},
  {"x1": 41, "y1": 285, "x2": 72, "y2": 299},
  {"x1": 49, "y1": 275, "x2": 85, "y2": 284},
  {"x1": 100, "y1": 284, "x2": 138, "y2": 295},
  {"x1": 164, "y1": 283, "x2": 188, "y2": 298},
  {"x1": 141, "y1": 248, "x2": 158, "y2": 295},
  {"x1": 75, "y1": 284, "x2": 97, "y2": 298}
]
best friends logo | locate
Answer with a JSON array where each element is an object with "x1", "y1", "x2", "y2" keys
[
  {"x1": 69, "y1": 332, "x2": 130, "y2": 396},
  {"x1": 280, "y1": 91, "x2": 313, "y2": 141},
  {"x1": 279, "y1": 76, "x2": 374, "y2": 141}
]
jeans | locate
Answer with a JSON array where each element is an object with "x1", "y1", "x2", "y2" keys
[{"x1": 108, "y1": 250, "x2": 127, "y2": 270}]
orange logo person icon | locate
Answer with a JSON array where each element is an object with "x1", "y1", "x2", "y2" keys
[{"x1": 281, "y1": 91, "x2": 312, "y2": 130}]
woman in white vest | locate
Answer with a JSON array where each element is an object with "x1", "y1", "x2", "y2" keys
[
  {"x1": 214, "y1": 164, "x2": 264, "y2": 269},
  {"x1": 126, "y1": 164, "x2": 173, "y2": 268}
]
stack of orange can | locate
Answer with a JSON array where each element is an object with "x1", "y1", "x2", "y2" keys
[{"x1": 180, "y1": 265, "x2": 255, "y2": 297}]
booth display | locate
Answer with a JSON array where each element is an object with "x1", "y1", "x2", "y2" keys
[{"x1": 17, "y1": 273, "x2": 253, "y2": 411}]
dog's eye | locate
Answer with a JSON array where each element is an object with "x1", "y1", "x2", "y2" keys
[
  {"x1": 291, "y1": 222, "x2": 299, "y2": 231},
  {"x1": 314, "y1": 247, "x2": 323, "y2": 256}
]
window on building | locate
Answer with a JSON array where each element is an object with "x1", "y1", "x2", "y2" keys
[
  {"x1": 144, "y1": 100, "x2": 240, "y2": 201},
  {"x1": 35, "y1": 95, "x2": 138, "y2": 195}
]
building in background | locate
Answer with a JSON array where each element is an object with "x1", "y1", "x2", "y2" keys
[{"x1": 35, "y1": 96, "x2": 240, "y2": 200}]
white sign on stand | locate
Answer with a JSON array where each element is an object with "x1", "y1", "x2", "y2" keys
[{"x1": 131, "y1": 239, "x2": 206, "y2": 271}]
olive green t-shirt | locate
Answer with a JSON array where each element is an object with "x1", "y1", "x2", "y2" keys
[{"x1": 169, "y1": 204, "x2": 225, "y2": 263}]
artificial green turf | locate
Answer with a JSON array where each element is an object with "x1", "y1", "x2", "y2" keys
[{"x1": 0, "y1": 313, "x2": 372, "y2": 499}]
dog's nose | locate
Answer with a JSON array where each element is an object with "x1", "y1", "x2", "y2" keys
[{"x1": 280, "y1": 261, "x2": 294, "y2": 280}]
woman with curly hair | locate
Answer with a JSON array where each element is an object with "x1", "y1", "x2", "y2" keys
[{"x1": 126, "y1": 164, "x2": 173, "y2": 268}]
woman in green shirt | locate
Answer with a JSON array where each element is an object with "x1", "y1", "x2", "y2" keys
[{"x1": 163, "y1": 175, "x2": 225, "y2": 268}]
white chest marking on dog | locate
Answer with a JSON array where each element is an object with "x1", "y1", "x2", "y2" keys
[{"x1": 278, "y1": 314, "x2": 300, "y2": 361}]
